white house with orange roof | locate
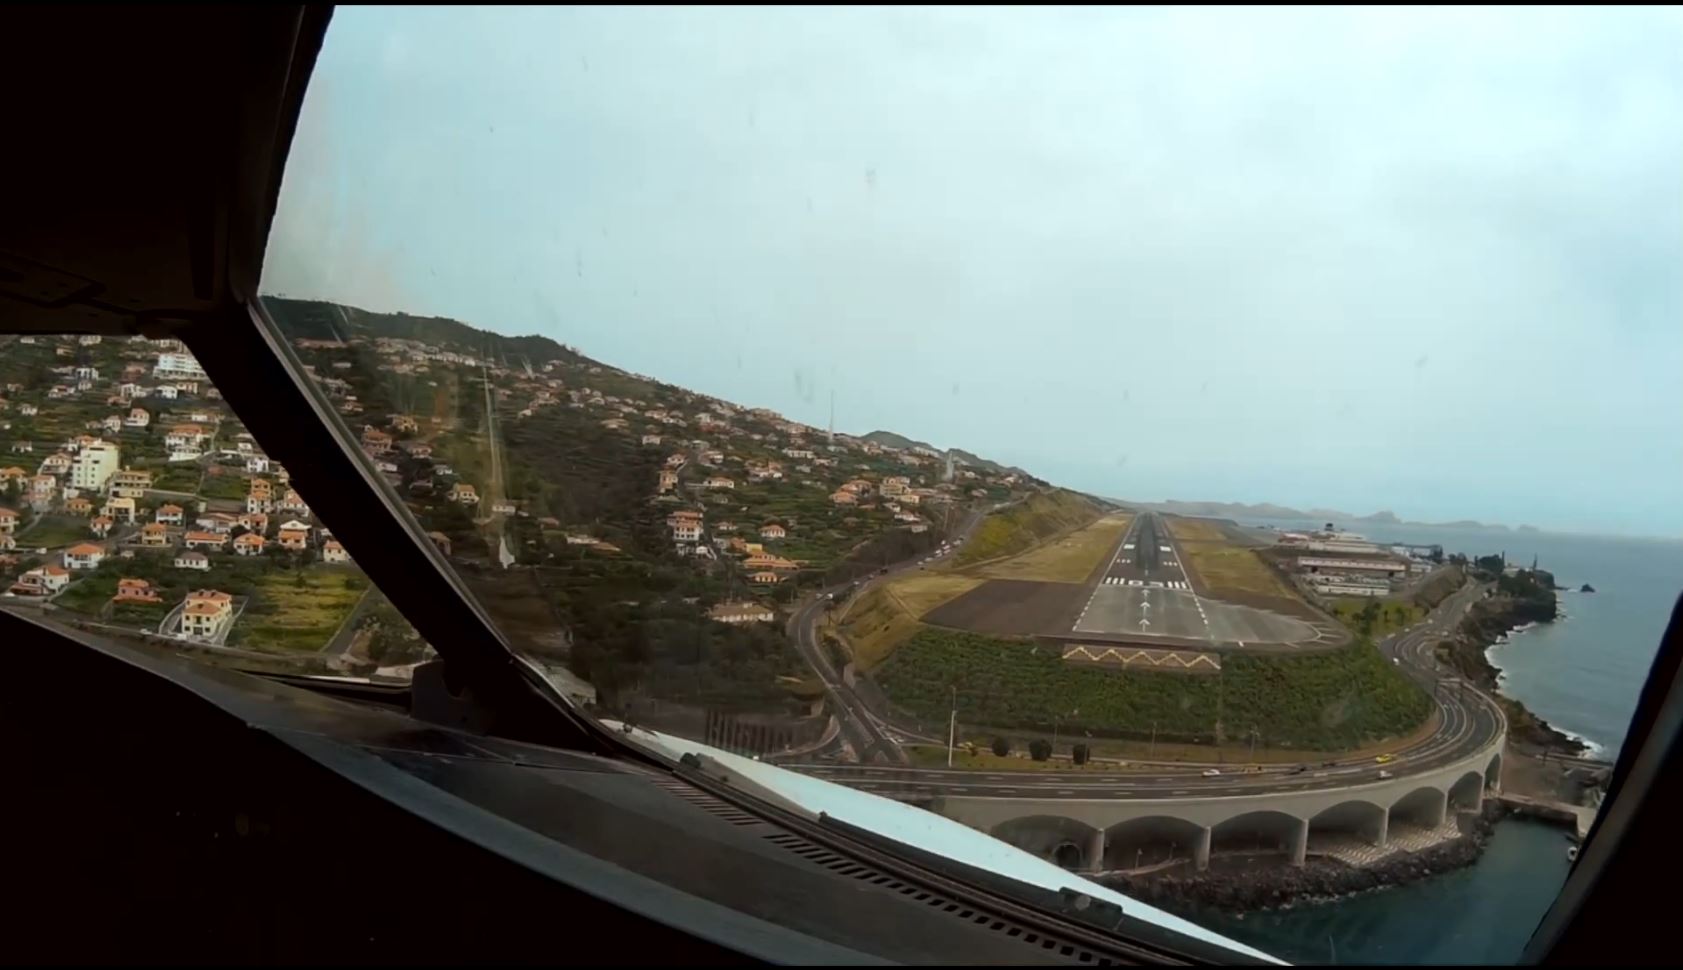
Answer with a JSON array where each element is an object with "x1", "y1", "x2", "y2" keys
[
  {"x1": 179, "y1": 589, "x2": 234, "y2": 641},
  {"x1": 63, "y1": 543, "x2": 106, "y2": 571}
]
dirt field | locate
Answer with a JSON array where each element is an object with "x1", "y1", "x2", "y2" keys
[
  {"x1": 978, "y1": 513, "x2": 1132, "y2": 584},
  {"x1": 1165, "y1": 516, "x2": 1229, "y2": 543},
  {"x1": 922, "y1": 579, "x2": 1087, "y2": 637}
]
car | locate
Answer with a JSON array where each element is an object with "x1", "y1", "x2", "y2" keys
[
  {"x1": 1393, "y1": 657, "x2": 1401, "y2": 665},
  {"x1": 1376, "y1": 754, "x2": 1395, "y2": 764},
  {"x1": 1378, "y1": 769, "x2": 1394, "y2": 780},
  {"x1": 1201, "y1": 768, "x2": 1221, "y2": 777}
]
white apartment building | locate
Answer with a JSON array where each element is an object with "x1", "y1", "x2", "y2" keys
[
  {"x1": 69, "y1": 440, "x2": 120, "y2": 491},
  {"x1": 153, "y1": 351, "x2": 208, "y2": 382}
]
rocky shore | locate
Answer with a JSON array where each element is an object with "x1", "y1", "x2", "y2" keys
[
  {"x1": 1101, "y1": 806, "x2": 1501, "y2": 914},
  {"x1": 1437, "y1": 571, "x2": 1587, "y2": 755}
]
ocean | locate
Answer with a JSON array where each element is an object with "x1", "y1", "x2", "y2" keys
[{"x1": 1213, "y1": 520, "x2": 1683, "y2": 963}]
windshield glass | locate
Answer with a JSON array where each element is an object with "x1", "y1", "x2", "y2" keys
[
  {"x1": 0, "y1": 334, "x2": 434, "y2": 680},
  {"x1": 254, "y1": 6, "x2": 1683, "y2": 963}
]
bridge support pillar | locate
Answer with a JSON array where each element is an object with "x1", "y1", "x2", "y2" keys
[
  {"x1": 1194, "y1": 826, "x2": 1211, "y2": 871},
  {"x1": 1290, "y1": 817, "x2": 1309, "y2": 867},
  {"x1": 1468, "y1": 783, "x2": 1484, "y2": 814},
  {"x1": 1428, "y1": 789, "x2": 1448, "y2": 828},
  {"x1": 1085, "y1": 829, "x2": 1107, "y2": 872},
  {"x1": 1373, "y1": 810, "x2": 1388, "y2": 848}
]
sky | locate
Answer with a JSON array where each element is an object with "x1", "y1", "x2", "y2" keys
[{"x1": 263, "y1": 6, "x2": 1683, "y2": 538}]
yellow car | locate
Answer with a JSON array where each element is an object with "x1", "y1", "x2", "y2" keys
[{"x1": 1375, "y1": 754, "x2": 1395, "y2": 764}]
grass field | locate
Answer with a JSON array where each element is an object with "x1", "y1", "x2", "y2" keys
[
  {"x1": 233, "y1": 571, "x2": 368, "y2": 652},
  {"x1": 837, "y1": 573, "x2": 983, "y2": 671},
  {"x1": 978, "y1": 513, "x2": 1132, "y2": 583},
  {"x1": 954, "y1": 489, "x2": 1104, "y2": 566},
  {"x1": 1165, "y1": 516, "x2": 1303, "y2": 606},
  {"x1": 17, "y1": 515, "x2": 92, "y2": 550},
  {"x1": 1165, "y1": 517, "x2": 1230, "y2": 543},
  {"x1": 878, "y1": 627, "x2": 1431, "y2": 751}
]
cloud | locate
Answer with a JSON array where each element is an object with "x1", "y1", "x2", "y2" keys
[{"x1": 263, "y1": 7, "x2": 1683, "y2": 536}]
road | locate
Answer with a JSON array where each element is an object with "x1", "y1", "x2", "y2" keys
[
  {"x1": 785, "y1": 500, "x2": 1006, "y2": 764},
  {"x1": 789, "y1": 564, "x2": 1503, "y2": 800}
]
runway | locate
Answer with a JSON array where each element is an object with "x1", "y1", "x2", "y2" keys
[{"x1": 1070, "y1": 513, "x2": 1321, "y2": 647}]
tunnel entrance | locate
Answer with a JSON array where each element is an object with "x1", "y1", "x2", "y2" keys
[{"x1": 990, "y1": 816, "x2": 1101, "y2": 871}]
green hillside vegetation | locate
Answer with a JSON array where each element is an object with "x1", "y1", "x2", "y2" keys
[
  {"x1": 877, "y1": 629, "x2": 1432, "y2": 751},
  {"x1": 954, "y1": 489, "x2": 1105, "y2": 566}
]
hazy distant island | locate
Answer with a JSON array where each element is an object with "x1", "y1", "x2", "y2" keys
[{"x1": 1117, "y1": 499, "x2": 1530, "y2": 533}]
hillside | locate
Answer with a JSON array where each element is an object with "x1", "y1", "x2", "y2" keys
[
  {"x1": 953, "y1": 489, "x2": 1108, "y2": 566},
  {"x1": 261, "y1": 297, "x2": 1043, "y2": 723},
  {"x1": 860, "y1": 430, "x2": 1031, "y2": 479}
]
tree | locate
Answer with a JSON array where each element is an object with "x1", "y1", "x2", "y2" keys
[
  {"x1": 991, "y1": 735, "x2": 1011, "y2": 757},
  {"x1": 1029, "y1": 738, "x2": 1052, "y2": 762},
  {"x1": 1071, "y1": 743, "x2": 1090, "y2": 766}
]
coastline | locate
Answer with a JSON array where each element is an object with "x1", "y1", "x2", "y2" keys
[
  {"x1": 1107, "y1": 579, "x2": 1592, "y2": 915},
  {"x1": 1099, "y1": 804, "x2": 1503, "y2": 915}
]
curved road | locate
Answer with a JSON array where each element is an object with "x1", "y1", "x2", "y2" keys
[{"x1": 788, "y1": 505, "x2": 1504, "y2": 799}]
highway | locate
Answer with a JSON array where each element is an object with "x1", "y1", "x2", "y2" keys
[
  {"x1": 785, "y1": 503, "x2": 995, "y2": 764},
  {"x1": 786, "y1": 502, "x2": 1504, "y2": 799}
]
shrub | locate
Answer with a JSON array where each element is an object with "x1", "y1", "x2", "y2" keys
[{"x1": 991, "y1": 735, "x2": 1011, "y2": 757}]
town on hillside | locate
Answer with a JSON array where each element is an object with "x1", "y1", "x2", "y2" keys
[{"x1": 0, "y1": 306, "x2": 1041, "y2": 736}]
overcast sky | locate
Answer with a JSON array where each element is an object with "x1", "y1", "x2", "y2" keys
[{"x1": 264, "y1": 6, "x2": 1683, "y2": 538}]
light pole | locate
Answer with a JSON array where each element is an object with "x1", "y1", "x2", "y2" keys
[{"x1": 947, "y1": 686, "x2": 958, "y2": 768}]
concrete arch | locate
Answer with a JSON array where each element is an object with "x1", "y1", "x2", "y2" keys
[
  {"x1": 990, "y1": 815, "x2": 1103, "y2": 871},
  {"x1": 1485, "y1": 751, "x2": 1503, "y2": 791},
  {"x1": 1448, "y1": 771, "x2": 1485, "y2": 812},
  {"x1": 1309, "y1": 799, "x2": 1388, "y2": 847},
  {"x1": 1212, "y1": 810, "x2": 1309, "y2": 864},
  {"x1": 1104, "y1": 815, "x2": 1209, "y2": 871},
  {"x1": 1390, "y1": 785, "x2": 1449, "y2": 829}
]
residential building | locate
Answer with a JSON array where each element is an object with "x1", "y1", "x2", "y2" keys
[
  {"x1": 245, "y1": 454, "x2": 270, "y2": 474},
  {"x1": 0, "y1": 508, "x2": 15, "y2": 534},
  {"x1": 361, "y1": 427, "x2": 393, "y2": 455},
  {"x1": 672, "y1": 521, "x2": 702, "y2": 543},
  {"x1": 89, "y1": 515, "x2": 113, "y2": 538},
  {"x1": 278, "y1": 528, "x2": 309, "y2": 551},
  {"x1": 112, "y1": 578, "x2": 161, "y2": 604},
  {"x1": 321, "y1": 539, "x2": 350, "y2": 564},
  {"x1": 69, "y1": 440, "x2": 120, "y2": 491},
  {"x1": 174, "y1": 550, "x2": 210, "y2": 571},
  {"x1": 64, "y1": 497, "x2": 93, "y2": 516},
  {"x1": 447, "y1": 482, "x2": 479, "y2": 505},
  {"x1": 233, "y1": 532, "x2": 266, "y2": 556},
  {"x1": 750, "y1": 571, "x2": 784, "y2": 585},
  {"x1": 743, "y1": 552, "x2": 799, "y2": 572},
  {"x1": 829, "y1": 490, "x2": 857, "y2": 506},
  {"x1": 153, "y1": 351, "x2": 208, "y2": 382},
  {"x1": 155, "y1": 503, "x2": 184, "y2": 525},
  {"x1": 179, "y1": 589, "x2": 234, "y2": 641},
  {"x1": 164, "y1": 424, "x2": 211, "y2": 453},
  {"x1": 657, "y1": 470, "x2": 678, "y2": 492},
  {"x1": 38, "y1": 452, "x2": 72, "y2": 476},
  {"x1": 10, "y1": 564, "x2": 71, "y2": 596},
  {"x1": 707, "y1": 602, "x2": 775, "y2": 624},
  {"x1": 640, "y1": 434, "x2": 662, "y2": 446},
  {"x1": 276, "y1": 489, "x2": 309, "y2": 515},
  {"x1": 63, "y1": 542, "x2": 105, "y2": 570},
  {"x1": 237, "y1": 511, "x2": 268, "y2": 534},
  {"x1": 760, "y1": 523, "x2": 786, "y2": 540},
  {"x1": 703, "y1": 476, "x2": 735, "y2": 490},
  {"x1": 109, "y1": 468, "x2": 151, "y2": 498},
  {"x1": 182, "y1": 531, "x2": 227, "y2": 550},
  {"x1": 124, "y1": 407, "x2": 150, "y2": 429},
  {"x1": 139, "y1": 523, "x2": 169, "y2": 547},
  {"x1": 195, "y1": 512, "x2": 238, "y2": 533},
  {"x1": 29, "y1": 474, "x2": 57, "y2": 501}
]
